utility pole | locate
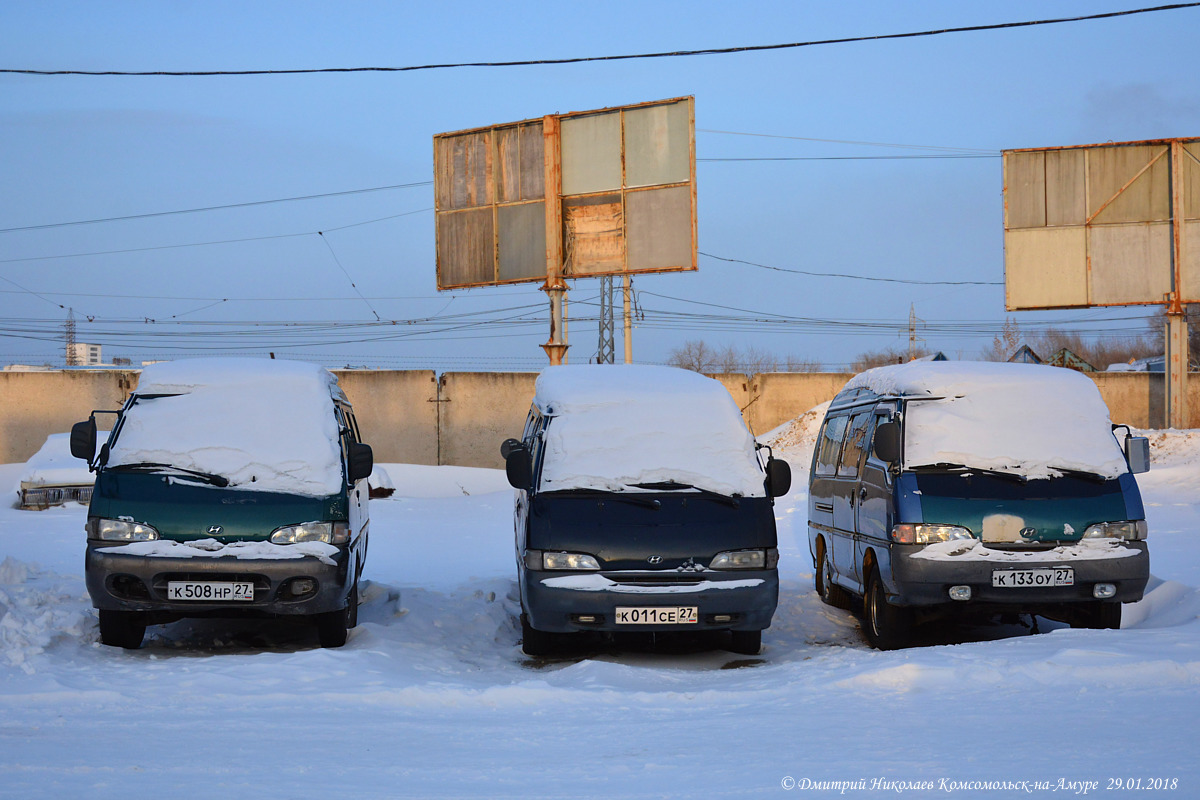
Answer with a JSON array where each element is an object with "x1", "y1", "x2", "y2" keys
[
  {"x1": 64, "y1": 308, "x2": 78, "y2": 367},
  {"x1": 596, "y1": 276, "x2": 615, "y2": 363},
  {"x1": 906, "y1": 303, "x2": 925, "y2": 361},
  {"x1": 623, "y1": 275, "x2": 633, "y2": 364}
]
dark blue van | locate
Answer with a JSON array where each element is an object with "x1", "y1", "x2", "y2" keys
[{"x1": 503, "y1": 366, "x2": 791, "y2": 656}]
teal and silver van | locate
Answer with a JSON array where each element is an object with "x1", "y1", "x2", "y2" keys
[
  {"x1": 808, "y1": 362, "x2": 1150, "y2": 649},
  {"x1": 71, "y1": 359, "x2": 373, "y2": 649}
]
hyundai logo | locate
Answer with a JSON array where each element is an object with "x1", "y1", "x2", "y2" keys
[
  {"x1": 1019, "y1": 527, "x2": 1038, "y2": 539},
  {"x1": 647, "y1": 555, "x2": 663, "y2": 565},
  {"x1": 207, "y1": 525, "x2": 223, "y2": 536}
]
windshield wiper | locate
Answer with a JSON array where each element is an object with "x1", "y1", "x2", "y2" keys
[
  {"x1": 631, "y1": 481, "x2": 741, "y2": 508},
  {"x1": 109, "y1": 462, "x2": 230, "y2": 487},
  {"x1": 1048, "y1": 467, "x2": 1109, "y2": 483},
  {"x1": 911, "y1": 463, "x2": 1028, "y2": 484},
  {"x1": 544, "y1": 489, "x2": 661, "y2": 509}
]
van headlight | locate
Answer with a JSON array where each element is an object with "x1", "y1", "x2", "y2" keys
[
  {"x1": 710, "y1": 548, "x2": 777, "y2": 570},
  {"x1": 541, "y1": 552, "x2": 601, "y2": 570},
  {"x1": 890, "y1": 523, "x2": 973, "y2": 545},
  {"x1": 269, "y1": 521, "x2": 350, "y2": 545},
  {"x1": 86, "y1": 517, "x2": 160, "y2": 542},
  {"x1": 1082, "y1": 520, "x2": 1147, "y2": 541}
]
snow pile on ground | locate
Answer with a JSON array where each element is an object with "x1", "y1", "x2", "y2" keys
[
  {"x1": 107, "y1": 358, "x2": 345, "y2": 496},
  {"x1": 759, "y1": 400, "x2": 829, "y2": 455},
  {"x1": 16, "y1": 433, "x2": 93, "y2": 489},
  {"x1": 847, "y1": 361, "x2": 1129, "y2": 479},
  {"x1": 0, "y1": 427, "x2": 1198, "y2": 796},
  {"x1": 0, "y1": 557, "x2": 93, "y2": 675},
  {"x1": 534, "y1": 365, "x2": 766, "y2": 497}
]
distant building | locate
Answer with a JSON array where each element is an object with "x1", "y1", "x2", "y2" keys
[
  {"x1": 67, "y1": 343, "x2": 102, "y2": 366},
  {"x1": 1047, "y1": 348, "x2": 1095, "y2": 372},
  {"x1": 910, "y1": 352, "x2": 948, "y2": 362},
  {"x1": 1107, "y1": 355, "x2": 1166, "y2": 373},
  {"x1": 1007, "y1": 345, "x2": 1043, "y2": 364}
]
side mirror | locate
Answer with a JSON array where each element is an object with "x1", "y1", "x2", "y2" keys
[
  {"x1": 1125, "y1": 435, "x2": 1150, "y2": 474},
  {"x1": 500, "y1": 438, "x2": 523, "y2": 460},
  {"x1": 873, "y1": 421, "x2": 901, "y2": 463},
  {"x1": 505, "y1": 445, "x2": 533, "y2": 491},
  {"x1": 348, "y1": 442, "x2": 374, "y2": 483},
  {"x1": 766, "y1": 457, "x2": 792, "y2": 498},
  {"x1": 70, "y1": 419, "x2": 97, "y2": 463}
]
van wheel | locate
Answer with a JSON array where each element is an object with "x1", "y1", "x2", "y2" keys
[
  {"x1": 863, "y1": 568, "x2": 912, "y2": 651},
  {"x1": 1071, "y1": 601, "x2": 1121, "y2": 630},
  {"x1": 816, "y1": 545, "x2": 851, "y2": 609},
  {"x1": 728, "y1": 630, "x2": 762, "y2": 655},
  {"x1": 98, "y1": 610, "x2": 146, "y2": 649},
  {"x1": 347, "y1": 577, "x2": 360, "y2": 629},
  {"x1": 520, "y1": 614, "x2": 558, "y2": 657},
  {"x1": 315, "y1": 591, "x2": 355, "y2": 648}
]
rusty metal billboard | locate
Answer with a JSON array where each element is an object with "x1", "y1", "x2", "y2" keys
[
  {"x1": 1003, "y1": 137, "x2": 1200, "y2": 311},
  {"x1": 434, "y1": 97, "x2": 697, "y2": 291}
]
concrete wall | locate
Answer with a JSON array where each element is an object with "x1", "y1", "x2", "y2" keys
[
  {"x1": 332, "y1": 370, "x2": 438, "y2": 466},
  {"x1": 0, "y1": 370, "x2": 138, "y2": 464},
  {"x1": 2, "y1": 368, "x2": 1198, "y2": 468},
  {"x1": 438, "y1": 372, "x2": 538, "y2": 469}
]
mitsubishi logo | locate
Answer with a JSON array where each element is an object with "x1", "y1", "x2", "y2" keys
[
  {"x1": 647, "y1": 555, "x2": 663, "y2": 565},
  {"x1": 207, "y1": 525, "x2": 223, "y2": 536}
]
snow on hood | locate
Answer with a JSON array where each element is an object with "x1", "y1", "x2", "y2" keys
[
  {"x1": 18, "y1": 433, "x2": 93, "y2": 487},
  {"x1": 845, "y1": 361, "x2": 1129, "y2": 480},
  {"x1": 107, "y1": 359, "x2": 344, "y2": 497},
  {"x1": 534, "y1": 365, "x2": 766, "y2": 497}
]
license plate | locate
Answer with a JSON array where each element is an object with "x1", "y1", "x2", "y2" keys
[
  {"x1": 992, "y1": 568, "x2": 1074, "y2": 588},
  {"x1": 615, "y1": 606, "x2": 698, "y2": 625},
  {"x1": 167, "y1": 581, "x2": 254, "y2": 601}
]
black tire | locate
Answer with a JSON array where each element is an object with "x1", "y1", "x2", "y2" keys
[
  {"x1": 816, "y1": 542, "x2": 852, "y2": 609},
  {"x1": 314, "y1": 591, "x2": 354, "y2": 648},
  {"x1": 728, "y1": 629, "x2": 762, "y2": 655},
  {"x1": 862, "y1": 568, "x2": 912, "y2": 651},
  {"x1": 98, "y1": 609, "x2": 146, "y2": 650},
  {"x1": 1071, "y1": 601, "x2": 1121, "y2": 630},
  {"x1": 347, "y1": 577, "x2": 360, "y2": 629},
  {"x1": 520, "y1": 613, "x2": 558, "y2": 657}
]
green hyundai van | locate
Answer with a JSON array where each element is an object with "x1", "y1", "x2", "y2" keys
[
  {"x1": 808, "y1": 362, "x2": 1150, "y2": 649},
  {"x1": 71, "y1": 359, "x2": 373, "y2": 649}
]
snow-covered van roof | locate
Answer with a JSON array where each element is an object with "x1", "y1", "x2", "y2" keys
[
  {"x1": 843, "y1": 361, "x2": 1129, "y2": 480},
  {"x1": 533, "y1": 365, "x2": 766, "y2": 497},
  {"x1": 106, "y1": 358, "x2": 346, "y2": 497}
]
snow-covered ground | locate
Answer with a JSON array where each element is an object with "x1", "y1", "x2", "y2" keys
[{"x1": 1, "y1": 431, "x2": 1198, "y2": 798}]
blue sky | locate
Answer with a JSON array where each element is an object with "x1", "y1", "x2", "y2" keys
[{"x1": 2, "y1": 1, "x2": 1197, "y2": 370}]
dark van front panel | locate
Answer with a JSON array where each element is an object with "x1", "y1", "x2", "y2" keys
[
  {"x1": 528, "y1": 493, "x2": 777, "y2": 568},
  {"x1": 91, "y1": 471, "x2": 339, "y2": 542}
]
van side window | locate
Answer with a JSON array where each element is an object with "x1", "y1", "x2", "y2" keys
[
  {"x1": 815, "y1": 415, "x2": 849, "y2": 476},
  {"x1": 837, "y1": 412, "x2": 873, "y2": 478}
]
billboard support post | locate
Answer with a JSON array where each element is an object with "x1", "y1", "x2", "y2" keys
[
  {"x1": 540, "y1": 114, "x2": 568, "y2": 365},
  {"x1": 622, "y1": 274, "x2": 633, "y2": 364},
  {"x1": 1166, "y1": 140, "x2": 1190, "y2": 428}
]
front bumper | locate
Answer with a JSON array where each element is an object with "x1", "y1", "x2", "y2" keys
[
  {"x1": 521, "y1": 569, "x2": 779, "y2": 633},
  {"x1": 85, "y1": 541, "x2": 352, "y2": 617},
  {"x1": 886, "y1": 541, "x2": 1149, "y2": 608}
]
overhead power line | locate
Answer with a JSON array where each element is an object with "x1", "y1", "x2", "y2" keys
[
  {"x1": 3, "y1": 4, "x2": 1195, "y2": 76},
  {"x1": 701, "y1": 252, "x2": 1003, "y2": 286},
  {"x1": 0, "y1": 181, "x2": 432, "y2": 234}
]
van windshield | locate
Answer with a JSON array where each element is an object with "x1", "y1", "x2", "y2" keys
[{"x1": 106, "y1": 360, "x2": 344, "y2": 497}]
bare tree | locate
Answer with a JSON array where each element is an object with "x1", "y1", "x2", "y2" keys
[
  {"x1": 982, "y1": 317, "x2": 1022, "y2": 361},
  {"x1": 667, "y1": 340, "x2": 718, "y2": 372},
  {"x1": 850, "y1": 345, "x2": 932, "y2": 373},
  {"x1": 667, "y1": 340, "x2": 817, "y2": 373}
]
